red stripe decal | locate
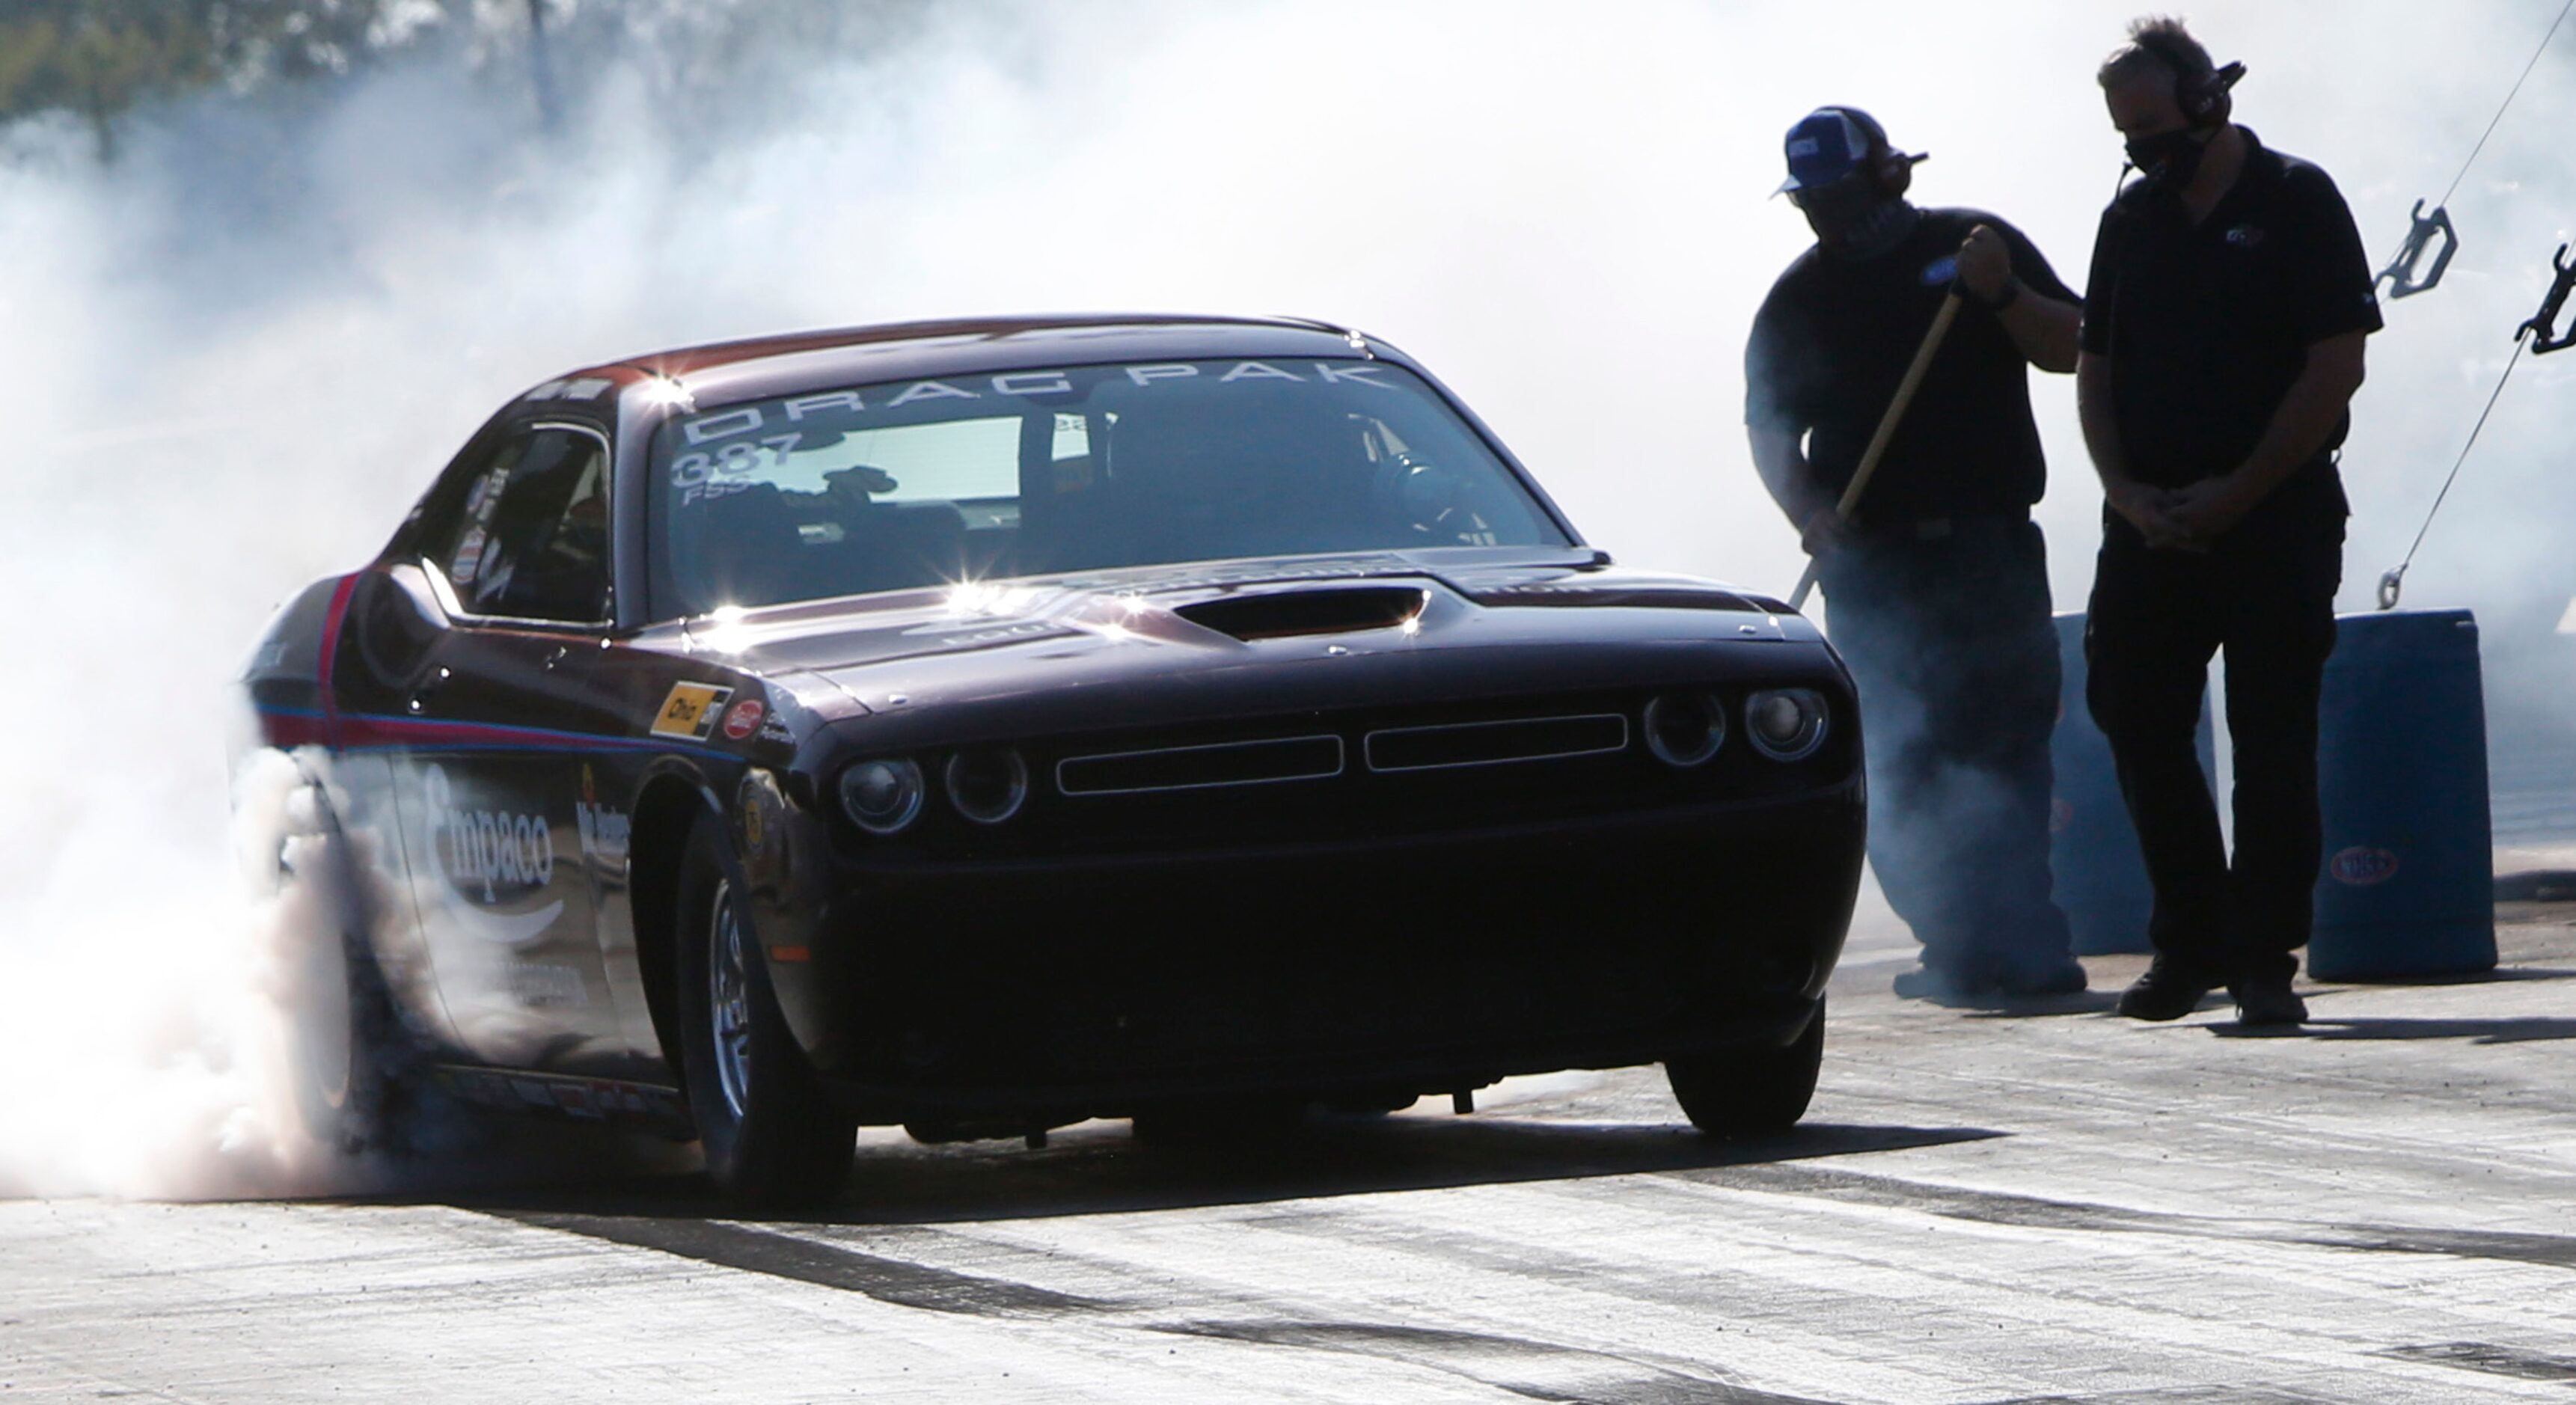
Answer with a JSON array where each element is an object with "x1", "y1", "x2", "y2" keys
[{"x1": 313, "y1": 573, "x2": 361, "y2": 750}]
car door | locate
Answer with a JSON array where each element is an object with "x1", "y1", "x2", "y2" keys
[{"x1": 393, "y1": 421, "x2": 645, "y2": 1076}]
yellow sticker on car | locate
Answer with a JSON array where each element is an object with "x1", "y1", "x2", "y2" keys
[{"x1": 652, "y1": 682, "x2": 735, "y2": 741}]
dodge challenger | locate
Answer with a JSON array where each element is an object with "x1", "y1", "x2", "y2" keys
[{"x1": 238, "y1": 313, "x2": 1865, "y2": 1205}]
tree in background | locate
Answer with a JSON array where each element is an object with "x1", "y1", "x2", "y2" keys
[
  {"x1": 0, "y1": 1, "x2": 925, "y2": 161},
  {"x1": 0, "y1": 0, "x2": 458, "y2": 156}
]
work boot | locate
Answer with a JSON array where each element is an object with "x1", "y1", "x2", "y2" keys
[
  {"x1": 1992, "y1": 957, "x2": 2088, "y2": 997},
  {"x1": 2115, "y1": 955, "x2": 2218, "y2": 1021},
  {"x1": 2230, "y1": 975, "x2": 2309, "y2": 1027},
  {"x1": 1892, "y1": 964, "x2": 1990, "y2": 1003}
]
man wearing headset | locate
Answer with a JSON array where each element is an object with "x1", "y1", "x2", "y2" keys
[
  {"x1": 1746, "y1": 107, "x2": 2087, "y2": 1003},
  {"x1": 2079, "y1": 19, "x2": 2379, "y2": 1026}
]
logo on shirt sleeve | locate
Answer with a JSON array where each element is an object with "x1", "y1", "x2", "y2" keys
[
  {"x1": 2224, "y1": 224, "x2": 2266, "y2": 248},
  {"x1": 1921, "y1": 254, "x2": 1959, "y2": 286}
]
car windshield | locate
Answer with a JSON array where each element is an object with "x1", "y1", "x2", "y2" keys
[{"x1": 645, "y1": 358, "x2": 1570, "y2": 619}]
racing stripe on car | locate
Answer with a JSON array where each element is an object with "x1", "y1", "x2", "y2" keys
[
  {"x1": 252, "y1": 705, "x2": 738, "y2": 758},
  {"x1": 311, "y1": 572, "x2": 361, "y2": 748},
  {"x1": 339, "y1": 712, "x2": 720, "y2": 754}
]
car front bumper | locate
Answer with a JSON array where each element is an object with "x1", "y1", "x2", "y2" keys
[{"x1": 759, "y1": 780, "x2": 1863, "y2": 1125}]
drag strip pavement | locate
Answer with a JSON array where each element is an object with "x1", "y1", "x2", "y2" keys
[{"x1": 4, "y1": 906, "x2": 2574, "y2": 1403}]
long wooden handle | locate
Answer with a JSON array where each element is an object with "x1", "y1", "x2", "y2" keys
[{"x1": 1786, "y1": 289, "x2": 1965, "y2": 612}]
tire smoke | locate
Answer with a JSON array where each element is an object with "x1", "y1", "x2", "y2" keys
[{"x1": 0, "y1": 0, "x2": 2567, "y2": 1198}]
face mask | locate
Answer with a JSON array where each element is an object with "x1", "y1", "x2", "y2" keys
[{"x1": 2125, "y1": 127, "x2": 2209, "y2": 187}]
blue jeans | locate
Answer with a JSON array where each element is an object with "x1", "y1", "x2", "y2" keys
[{"x1": 1820, "y1": 516, "x2": 2075, "y2": 979}]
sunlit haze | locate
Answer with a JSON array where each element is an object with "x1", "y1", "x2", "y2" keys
[{"x1": 1, "y1": 0, "x2": 2570, "y2": 1197}]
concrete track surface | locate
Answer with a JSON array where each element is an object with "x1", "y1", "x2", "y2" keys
[{"x1": 6, "y1": 900, "x2": 2575, "y2": 1404}]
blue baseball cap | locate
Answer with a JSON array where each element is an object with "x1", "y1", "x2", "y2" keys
[{"x1": 1776, "y1": 107, "x2": 1911, "y2": 195}]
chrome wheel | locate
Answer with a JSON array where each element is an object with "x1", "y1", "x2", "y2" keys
[{"x1": 708, "y1": 878, "x2": 754, "y2": 1121}]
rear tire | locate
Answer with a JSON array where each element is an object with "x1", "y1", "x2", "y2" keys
[
  {"x1": 285, "y1": 920, "x2": 415, "y2": 1155},
  {"x1": 674, "y1": 811, "x2": 855, "y2": 1208},
  {"x1": 280, "y1": 796, "x2": 420, "y2": 1157},
  {"x1": 1665, "y1": 1000, "x2": 1825, "y2": 1134}
]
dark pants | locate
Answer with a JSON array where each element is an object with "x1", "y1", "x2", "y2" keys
[
  {"x1": 2083, "y1": 486, "x2": 2345, "y2": 983},
  {"x1": 1820, "y1": 517, "x2": 2074, "y2": 981}
]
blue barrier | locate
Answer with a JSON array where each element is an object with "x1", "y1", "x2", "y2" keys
[
  {"x1": 2049, "y1": 611, "x2": 2213, "y2": 955},
  {"x1": 2309, "y1": 608, "x2": 2498, "y2": 980}
]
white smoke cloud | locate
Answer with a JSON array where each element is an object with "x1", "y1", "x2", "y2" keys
[{"x1": 0, "y1": 0, "x2": 2568, "y2": 1197}]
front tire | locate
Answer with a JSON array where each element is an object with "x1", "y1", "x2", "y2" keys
[
  {"x1": 674, "y1": 811, "x2": 854, "y2": 1208},
  {"x1": 1664, "y1": 1000, "x2": 1825, "y2": 1134}
]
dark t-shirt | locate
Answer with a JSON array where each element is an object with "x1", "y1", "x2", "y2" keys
[
  {"x1": 2081, "y1": 129, "x2": 2382, "y2": 491},
  {"x1": 1746, "y1": 207, "x2": 2076, "y2": 527}
]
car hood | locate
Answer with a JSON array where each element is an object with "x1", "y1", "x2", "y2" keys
[{"x1": 645, "y1": 548, "x2": 1821, "y2": 730}]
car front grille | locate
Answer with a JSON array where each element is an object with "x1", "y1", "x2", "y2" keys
[
  {"x1": 1055, "y1": 735, "x2": 1346, "y2": 796},
  {"x1": 1362, "y1": 714, "x2": 1629, "y2": 773},
  {"x1": 841, "y1": 684, "x2": 1852, "y2": 862}
]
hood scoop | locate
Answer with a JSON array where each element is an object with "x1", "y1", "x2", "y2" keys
[{"x1": 1172, "y1": 586, "x2": 1429, "y2": 642}]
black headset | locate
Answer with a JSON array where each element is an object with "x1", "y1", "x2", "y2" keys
[
  {"x1": 2125, "y1": 30, "x2": 2247, "y2": 129},
  {"x1": 1819, "y1": 106, "x2": 1921, "y2": 200}
]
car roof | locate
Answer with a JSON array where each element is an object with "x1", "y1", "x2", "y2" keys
[{"x1": 576, "y1": 313, "x2": 1396, "y2": 410}]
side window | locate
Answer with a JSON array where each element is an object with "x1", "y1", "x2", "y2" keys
[{"x1": 434, "y1": 428, "x2": 612, "y2": 623}]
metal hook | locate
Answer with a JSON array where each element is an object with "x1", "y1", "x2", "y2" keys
[
  {"x1": 2377, "y1": 564, "x2": 2408, "y2": 612},
  {"x1": 2375, "y1": 200, "x2": 2459, "y2": 299},
  {"x1": 2521, "y1": 242, "x2": 2576, "y2": 353}
]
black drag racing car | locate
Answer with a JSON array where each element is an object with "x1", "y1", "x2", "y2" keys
[{"x1": 239, "y1": 313, "x2": 1864, "y2": 1204}]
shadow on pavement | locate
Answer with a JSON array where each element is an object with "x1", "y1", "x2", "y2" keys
[
  {"x1": 1953, "y1": 991, "x2": 2124, "y2": 1019},
  {"x1": 2322, "y1": 964, "x2": 2576, "y2": 986},
  {"x1": 2211, "y1": 1015, "x2": 2576, "y2": 1044},
  {"x1": 393, "y1": 1116, "x2": 2005, "y2": 1227}
]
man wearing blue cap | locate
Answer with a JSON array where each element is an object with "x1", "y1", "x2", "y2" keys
[{"x1": 1746, "y1": 105, "x2": 2088, "y2": 1001}]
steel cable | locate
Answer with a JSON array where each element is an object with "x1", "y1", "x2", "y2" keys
[{"x1": 2377, "y1": 334, "x2": 2531, "y2": 609}]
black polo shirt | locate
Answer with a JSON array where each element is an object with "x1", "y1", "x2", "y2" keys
[
  {"x1": 1746, "y1": 207, "x2": 2075, "y2": 527},
  {"x1": 2081, "y1": 129, "x2": 2381, "y2": 491}
]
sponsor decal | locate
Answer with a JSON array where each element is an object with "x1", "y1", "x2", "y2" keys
[
  {"x1": 671, "y1": 363, "x2": 1398, "y2": 449},
  {"x1": 756, "y1": 711, "x2": 795, "y2": 745},
  {"x1": 2329, "y1": 846, "x2": 2400, "y2": 887},
  {"x1": 507, "y1": 961, "x2": 587, "y2": 1009},
  {"x1": 575, "y1": 764, "x2": 630, "y2": 863},
  {"x1": 652, "y1": 681, "x2": 735, "y2": 740},
  {"x1": 422, "y1": 765, "x2": 562, "y2": 946},
  {"x1": 722, "y1": 698, "x2": 765, "y2": 741},
  {"x1": 742, "y1": 798, "x2": 765, "y2": 857}
]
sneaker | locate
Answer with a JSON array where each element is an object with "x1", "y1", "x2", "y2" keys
[
  {"x1": 2230, "y1": 976, "x2": 2308, "y2": 1026},
  {"x1": 2115, "y1": 956, "x2": 2219, "y2": 1021}
]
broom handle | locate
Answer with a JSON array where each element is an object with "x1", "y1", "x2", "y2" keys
[{"x1": 1786, "y1": 288, "x2": 1965, "y2": 612}]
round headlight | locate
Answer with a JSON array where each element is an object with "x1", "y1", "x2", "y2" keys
[
  {"x1": 943, "y1": 748, "x2": 1028, "y2": 825},
  {"x1": 839, "y1": 757, "x2": 924, "y2": 835},
  {"x1": 1746, "y1": 688, "x2": 1829, "y2": 762},
  {"x1": 1642, "y1": 691, "x2": 1726, "y2": 768}
]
